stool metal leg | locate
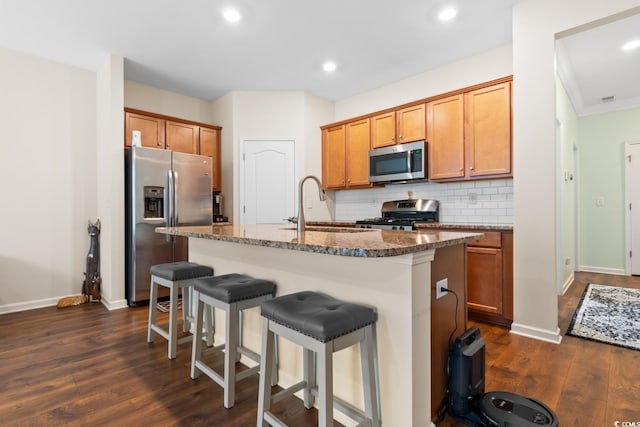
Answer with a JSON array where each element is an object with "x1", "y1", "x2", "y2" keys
[
  {"x1": 257, "y1": 319, "x2": 275, "y2": 426},
  {"x1": 317, "y1": 344, "x2": 333, "y2": 427},
  {"x1": 204, "y1": 305, "x2": 215, "y2": 346},
  {"x1": 361, "y1": 324, "x2": 381, "y2": 427},
  {"x1": 303, "y1": 348, "x2": 315, "y2": 409},
  {"x1": 191, "y1": 292, "x2": 205, "y2": 380},
  {"x1": 168, "y1": 283, "x2": 179, "y2": 359},
  {"x1": 223, "y1": 302, "x2": 239, "y2": 408},
  {"x1": 147, "y1": 277, "x2": 158, "y2": 343}
]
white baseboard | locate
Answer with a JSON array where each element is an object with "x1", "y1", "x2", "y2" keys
[
  {"x1": 510, "y1": 323, "x2": 563, "y2": 344},
  {"x1": 101, "y1": 297, "x2": 128, "y2": 310},
  {"x1": 578, "y1": 265, "x2": 626, "y2": 275},
  {"x1": 0, "y1": 296, "x2": 61, "y2": 314},
  {"x1": 561, "y1": 272, "x2": 574, "y2": 296},
  {"x1": 0, "y1": 294, "x2": 129, "y2": 314}
]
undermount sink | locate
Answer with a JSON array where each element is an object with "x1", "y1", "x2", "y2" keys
[{"x1": 280, "y1": 226, "x2": 374, "y2": 233}]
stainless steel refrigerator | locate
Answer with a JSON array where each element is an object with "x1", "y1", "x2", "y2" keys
[{"x1": 125, "y1": 146, "x2": 212, "y2": 306}]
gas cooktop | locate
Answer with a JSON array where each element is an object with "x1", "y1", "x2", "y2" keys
[{"x1": 355, "y1": 199, "x2": 439, "y2": 230}]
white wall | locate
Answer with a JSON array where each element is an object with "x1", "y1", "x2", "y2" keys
[
  {"x1": 512, "y1": 0, "x2": 640, "y2": 342},
  {"x1": 556, "y1": 78, "x2": 579, "y2": 291},
  {"x1": 579, "y1": 107, "x2": 640, "y2": 273},
  {"x1": 0, "y1": 47, "x2": 98, "y2": 312},
  {"x1": 213, "y1": 91, "x2": 334, "y2": 224},
  {"x1": 96, "y1": 54, "x2": 126, "y2": 309},
  {"x1": 124, "y1": 80, "x2": 214, "y2": 125},
  {"x1": 335, "y1": 45, "x2": 513, "y2": 120}
]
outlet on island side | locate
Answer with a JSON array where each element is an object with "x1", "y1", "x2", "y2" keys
[{"x1": 436, "y1": 278, "x2": 448, "y2": 299}]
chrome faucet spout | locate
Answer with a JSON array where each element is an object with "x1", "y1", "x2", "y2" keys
[{"x1": 297, "y1": 175, "x2": 325, "y2": 233}]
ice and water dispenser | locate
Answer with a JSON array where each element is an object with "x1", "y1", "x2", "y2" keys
[{"x1": 144, "y1": 186, "x2": 164, "y2": 219}]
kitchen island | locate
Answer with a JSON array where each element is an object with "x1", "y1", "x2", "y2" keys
[{"x1": 156, "y1": 224, "x2": 482, "y2": 426}]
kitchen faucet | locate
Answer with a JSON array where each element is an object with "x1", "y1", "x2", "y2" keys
[{"x1": 297, "y1": 175, "x2": 325, "y2": 233}]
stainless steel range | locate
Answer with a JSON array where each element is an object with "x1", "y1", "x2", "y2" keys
[{"x1": 355, "y1": 199, "x2": 439, "y2": 230}]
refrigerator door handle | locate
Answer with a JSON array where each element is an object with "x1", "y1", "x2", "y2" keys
[
  {"x1": 166, "y1": 170, "x2": 175, "y2": 242},
  {"x1": 173, "y1": 171, "x2": 179, "y2": 226}
]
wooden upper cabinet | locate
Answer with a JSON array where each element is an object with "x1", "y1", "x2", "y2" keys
[
  {"x1": 346, "y1": 118, "x2": 371, "y2": 187},
  {"x1": 396, "y1": 104, "x2": 425, "y2": 144},
  {"x1": 322, "y1": 119, "x2": 372, "y2": 190},
  {"x1": 371, "y1": 112, "x2": 396, "y2": 148},
  {"x1": 166, "y1": 120, "x2": 199, "y2": 154},
  {"x1": 322, "y1": 125, "x2": 347, "y2": 189},
  {"x1": 199, "y1": 127, "x2": 221, "y2": 191},
  {"x1": 125, "y1": 112, "x2": 165, "y2": 148},
  {"x1": 465, "y1": 82, "x2": 512, "y2": 177},
  {"x1": 427, "y1": 94, "x2": 465, "y2": 180}
]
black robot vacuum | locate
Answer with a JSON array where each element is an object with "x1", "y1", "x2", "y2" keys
[{"x1": 445, "y1": 327, "x2": 559, "y2": 427}]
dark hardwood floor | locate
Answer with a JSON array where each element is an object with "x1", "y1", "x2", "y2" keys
[{"x1": 1, "y1": 272, "x2": 639, "y2": 426}]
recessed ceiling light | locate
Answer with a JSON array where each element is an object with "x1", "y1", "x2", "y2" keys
[
  {"x1": 322, "y1": 61, "x2": 337, "y2": 73},
  {"x1": 622, "y1": 39, "x2": 640, "y2": 51},
  {"x1": 438, "y1": 6, "x2": 458, "y2": 22},
  {"x1": 222, "y1": 8, "x2": 241, "y2": 23}
]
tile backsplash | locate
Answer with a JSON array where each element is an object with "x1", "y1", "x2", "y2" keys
[{"x1": 334, "y1": 179, "x2": 513, "y2": 224}]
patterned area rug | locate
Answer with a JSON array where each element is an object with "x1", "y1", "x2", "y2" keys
[
  {"x1": 567, "y1": 283, "x2": 640, "y2": 351},
  {"x1": 156, "y1": 298, "x2": 182, "y2": 313}
]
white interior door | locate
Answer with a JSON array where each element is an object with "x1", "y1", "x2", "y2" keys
[
  {"x1": 626, "y1": 142, "x2": 640, "y2": 275},
  {"x1": 240, "y1": 139, "x2": 295, "y2": 225}
]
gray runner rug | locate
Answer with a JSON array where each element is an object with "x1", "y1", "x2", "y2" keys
[{"x1": 567, "y1": 283, "x2": 640, "y2": 351}]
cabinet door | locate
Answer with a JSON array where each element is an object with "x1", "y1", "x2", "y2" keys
[
  {"x1": 199, "y1": 127, "x2": 221, "y2": 191},
  {"x1": 322, "y1": 125, "x2": 346, "y2": 189},
  {"x1": 396, "y1": 104, "x2": 425, "y2": 144},
  {"x1": 346, "y1": 118, "x2": 371, "y2": 187},
  {"x1": 427, "y1": 94, "x2": 464, "y2": 180},
  {"x1": 166, "y1": 120, "x2": 199, "y2": 154},
  {"x1": 465, "y1": 82, "x2": 511, "y2": 177},
  {"x1": 125, "y1": 112, "x2": 165, "y2": 148},
  {"x1": 371, "y1": 111, "x2": 396, "y2": 148},
  {"x1": 467, "y1": 247, "x2": 503, "y2": 315}
]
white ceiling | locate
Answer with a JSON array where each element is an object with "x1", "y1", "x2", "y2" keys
[
  {"x1": 0, "y1": 0, "x2": 521, "y2": 101},
  {"x1": 556, "y1": 11, "x2": 640, "y2": 116},
  {"x1": 0, "y1": 0, "x2": 637, "y2": 114}
]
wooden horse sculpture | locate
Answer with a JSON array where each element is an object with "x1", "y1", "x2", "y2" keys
[{"x1": 82, "y1": 219, "x2": 101, "y2": 302}]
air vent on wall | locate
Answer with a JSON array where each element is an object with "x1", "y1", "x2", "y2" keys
[{"x1": 601, "y1": 95, "x2": 615, "y2": 103}]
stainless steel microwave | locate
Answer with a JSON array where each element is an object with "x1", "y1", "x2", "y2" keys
[{"x1": 369, "y1": 140, "x2": 426, "y2": 183}]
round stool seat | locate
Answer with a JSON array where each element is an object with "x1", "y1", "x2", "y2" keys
[
  {"x1": 261, "y1": 291, "x2": 377, "y2": 343},
  {"x1": 150, "y1": 261, "x2": 214, "y2": 281},
  {"x1": 194, "y1": 273, "x2": 276, "y2": 303}
]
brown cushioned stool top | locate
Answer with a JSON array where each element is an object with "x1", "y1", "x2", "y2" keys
[
  {"x1": 150, "y1": 261, "x2": 214, "y2": 281},
  {"x1": 260, "y1": 291, "x2": 377, "y2": 343},
  {"x1": 194, "y1": 273, "x2": 276, "y2": 304}
]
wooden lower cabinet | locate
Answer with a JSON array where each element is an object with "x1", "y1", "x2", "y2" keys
[{"x1": 467, "y1": 230, "x2": 513, "y2": 327}]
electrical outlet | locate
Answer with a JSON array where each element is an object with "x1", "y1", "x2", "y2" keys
[
  {"x1": 436, "y1": 278, "x2": 448, "y2": 299},
  {"x1": 595, "y1": 197, "x2": 605, "y2": 207}
]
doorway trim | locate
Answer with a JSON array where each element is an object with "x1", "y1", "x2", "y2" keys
[{"x1": 624, "y1": 141, "x2": 640, "y2": 275}]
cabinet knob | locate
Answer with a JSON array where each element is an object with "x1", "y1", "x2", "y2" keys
[
  {"x1": 459, "y1": 167, "x2": 463, "y2": 171},
  {"x1": 391, "y1": 136, "x2": 395, "y2": 140},
  {"x1": 470, "y1": 166, "x2": 474, "y2": 170}
]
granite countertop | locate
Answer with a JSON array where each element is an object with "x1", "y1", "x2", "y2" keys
[
  {"x1": 156, "y1": 224, "x2": 483, "y2": 258},
  {"x1": 414, "y1": 223, "x2": 513, "y2": 231},
  {"x1": 306, "y1": 220, "x2": 513, "y2": 231}
]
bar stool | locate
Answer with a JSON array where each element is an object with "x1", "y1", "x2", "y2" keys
[
  {"x1": 147, "y1": 261, "x2": 214, "y2": 359},
  {"x1": 257, "y1": 291, "x2": 381, "y2": 427},
  {"x1": 190, "y1": 273, "x2": 277, "y2": 408}
]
